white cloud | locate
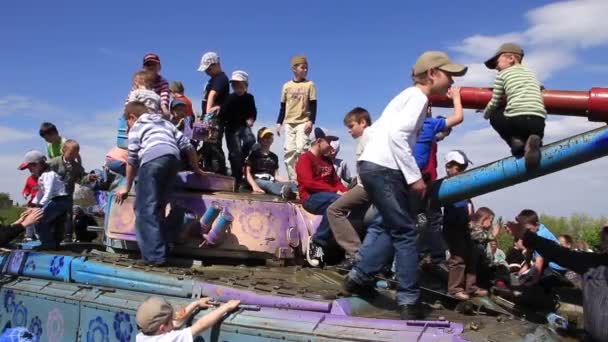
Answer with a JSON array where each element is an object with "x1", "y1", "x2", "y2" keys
[
  {"x1": 0, "y1": 126, "x2": 33, "y2": 143},
  {"x1": 0, "y1": 95, "x2": 62, "y2": 117}
]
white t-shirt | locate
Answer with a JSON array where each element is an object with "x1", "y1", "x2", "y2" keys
[
  {"x1": 359, "y1": 86, "x2": 428, "y2": 184},
  {"x1": 32, "y1": 170, "x2": 68, "y2": 206},
  {"x1": 136, "y1": 328, "x2": 193, "y2": 342}
]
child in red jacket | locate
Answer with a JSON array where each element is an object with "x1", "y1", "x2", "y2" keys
[{"x1": 296, "y1": 127, "x2": 348, "y2": 267}]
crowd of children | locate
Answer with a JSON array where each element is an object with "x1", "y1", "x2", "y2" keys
[{"x1": 16, "y1": 41, "x2": 593, "y2": 334}]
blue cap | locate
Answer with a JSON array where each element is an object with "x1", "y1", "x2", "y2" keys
[{"x1": 171, "y1": 99, "x2": 186, "y2": 109}]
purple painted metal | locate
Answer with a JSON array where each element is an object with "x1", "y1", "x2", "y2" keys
[
  {"x1": 176, "y1": 171, "x2": 236, "y2": 192},
  {"x1": 193, "y1": 280, "x2": 332, "y2": 312},
  {"x1": 406, "y1": 320, "x2": 451, "y2": 328}
]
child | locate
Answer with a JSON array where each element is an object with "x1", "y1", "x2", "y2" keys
[
  {"x1": 276, "y1": 55, "x2": 317, "y2": 181},
  {"x1": 48, "y1": 139, "x2": 88, "y2": 242},
  {"x1": 326, "y1": 108, "x2": 372, "y2": 270},
  {"x1": 328, "y1": 139, "x2": 352, "y2": 186},
  {"x1": 142, "y1": 53, "x2": 171, "y2": 116},
  {"x1": 483, "y1": 43, "x2": 546, "y2": 169},
  {"x1": 136, "y1": 296, "x2": 240, "y2": 341},
  {"x1": 39, "y1": 122, "x2": 66, "y2": 159},
  {"x1": 414, "y1": 87, "x2": 464, "y2": 266},
  {"x1": 343, "y1": 51, "x2": 467, "y2": 320},
  {"x1": 442, "y1": 150, "x2": 486, "y2": 300},
  {"x1": 18, "y1": 150, "x2": 71, "y2": 249},
  {"x1": 170, "y1": 81, "x2": 196, "y2": 119},
  {"x1": 22, "y1": 174, "x2": 40, "y2": 240},
  {"x1": 469, "y1": 207, "x2": 503, "y2": 287},
  {"x1": 245, "y1": 128, "x2": 297, "y2": 199},
  {"x1": 221, "y1": 70, "x2": 257, "y2": 186},
  {"x1": 296, "y1": 127, "x2": 348, "y2": 267},
  {"x1": 128, "y1": 70, "x2": 161, "y2": 114},
  {"x1": 170, "y1": 100, "x2": 193, "y2": 139},
  {"x1": 114, "y1": 101, "x2": 205, "y2": 266},
  {"x1": 514, "y1": 209, "x2": 566, "y2": 285},
  {"x1": 197, "y1": 52, "x2": 230, "y2": 175}
]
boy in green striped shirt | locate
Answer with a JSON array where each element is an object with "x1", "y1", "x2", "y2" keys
[{"x1": 483, "y1": 43, "x2": 546, "y2": 169}]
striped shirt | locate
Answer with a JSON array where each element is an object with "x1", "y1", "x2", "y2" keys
[
  {"x1": 484, "y1": 64, "x2": 546, "y2": 119},
  {"x1": 127, "y1": 113, "x2": 193, "y2": 167}
]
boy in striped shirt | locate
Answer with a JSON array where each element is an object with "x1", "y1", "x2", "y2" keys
[
  {"x1": 115, "y1": 101, "x2": 205, "y2": 266},
  {"x1": 483, "y1": 43, "x2": 546, "y2": 169}
]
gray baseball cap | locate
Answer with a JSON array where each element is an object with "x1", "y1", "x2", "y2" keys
[{"x1": 18, "y1": 150, "x2": 46, "y2": 170}]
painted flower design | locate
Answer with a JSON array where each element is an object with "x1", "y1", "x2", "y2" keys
[
  {"x1": 49, "y1": 256, "x2": 65, "y2": 276},
  {"x1": 46, "y1": 308, "x2": 65, "y2": 342},
  {"x1": 12, "y1": 301, "x2": 27, "y2": 327},
  {"x1": 24, "y1": 260, "x2": 36, "y2": 272},
  {"x1": 87, "y1": 316, "x2": 109, "y2": 342},
  {"x1": 4, "y1": 290, "x2": 15, "y2": 313},
  {"x1": 29, "y1": 316, "x2": 43, "y2": 341},
  {"x1": 113, "y1": 311, "x2": 133, "y2": 342}
]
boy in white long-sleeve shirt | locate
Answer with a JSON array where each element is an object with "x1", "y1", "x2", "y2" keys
[
  {"x1": 18, "y1": 150, "x2": 70, "y2": 249},
  {"x1": 343, "y1": 51, "x2": 467, "y2": 320}
]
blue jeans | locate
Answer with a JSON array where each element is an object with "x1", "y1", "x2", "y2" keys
[
  {"x1": 225, "y1": 126, "x2": 256, "y2": 182},
  {"x1": 106, "y1": 159, "x2": 126, "y2": 176},
  {"x1": 303, "y1": 192, "x2": 341, "y2": 248},
  {"x1": 349, "y1": 161, "x2": 420, "y2": 305},
  {"x1": 255, "y1": 179, "x2": 297, "y2": 196},
  {"x1": 35, "y1": 196, "x2": 71, "y2": 247},
  {"x1": 419, "y1": 205, "x2": 446, "y2": 264},
  {"x1": 135, "y1": 155, "x2": 180, "y2": 264}
]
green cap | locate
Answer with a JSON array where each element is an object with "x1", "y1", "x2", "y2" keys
[
  {"x1": 484, "y1": 43, "x2": 524, "y2": 69},
  {"x1": 412, "y1": 51, "x2": 467, "y2": 77}
]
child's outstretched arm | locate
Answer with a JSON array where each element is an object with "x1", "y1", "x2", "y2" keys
[
  {"x1": 245, "y1": 166, "x2": 264, "y2": 193},
  {"x1": 190, "y1": 300, "x2": 240, "y2": 336},
  {"x1": 445, "y1": 87, "x2": 464, "y2": 128},
  {"x1": 483, "y1": 74, "x2": 505, "y2": 119},
  {"x1": 173, "y1": 298, "x2": 214, "y2": 328}
]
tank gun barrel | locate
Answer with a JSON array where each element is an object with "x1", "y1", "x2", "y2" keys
[{"x1": 428, "y1": 87, "x2": 608, "y2": 122}]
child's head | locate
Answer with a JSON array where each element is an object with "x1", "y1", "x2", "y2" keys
[
  {"x1": 329, "y1": 139, "x2": 340, "y2": 159},
  {"x1": 290, "y1": 55, "x2": 308, "y2": 81},
  {"x1": 136, "y1": 296, "x2": 174, "y2": 336},
  {"x1": 39, "y1": 122, "x2": 60, "y2": 143},
  {"x1": 558, "y1": 234, "x2": 573, "y2": 249},
  {"x1": 257, "y1": 127, "x2": 274, "y2": 148},
  {"x1": 124, "y1": 101, "x2": 148, "y2": 128},
  {"x1": 484, "y1": 43, "x2": 524, "y2": 71},
  {"x1": 489, "y1": 240, "x2": 498, "y2": 251},
  {"x1": 230, "y1": 70, "x2": 249, "y2": 96},
  {"x1": 470, "y1": 207, "x2": 495, "y2": 229},
  {"x1": 171, "y1": 100, "x2": 187, "y2": 119},
  {"x1": 444, "y1": 150, "x2": 471, "y2": 177},
  {"x1": 198, "y1": 52, "x2": 221, "y2": 76},
  {"x1": 142, "y1": 53, "x2": 162, "y2": 74},
  {"x1": 515, "y1": 209, "x2": 540, "y2": 232},
  {"x1": 18, "y1": 150, "x2": 47, "y2": 177},
  {"x1": 311, "y1": 127, "x2": 338, "y2": 155},
  {"x1": 133, "y1": 70, "x2": 155, "y2": 89},
  {"x1": 170, "y1": 81, "x2": 185, "y2": 95},
  {"x1": 343, "y1": 107, "x2": 371, "y2": 139},
  {"x1": 62, "y1": 139, "x2": 80, "y2": 162},
  {"x1": 412, "y1": 51, "x2": 467, "y2": 95}
]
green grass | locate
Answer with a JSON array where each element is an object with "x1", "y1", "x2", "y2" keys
[{"x1": 0, "y1": 206, "x2": 25, "y2": 225}]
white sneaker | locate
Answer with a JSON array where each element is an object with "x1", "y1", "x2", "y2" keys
[{"x1": 306, "y1": 236, "x2": 324, "y2": 267}]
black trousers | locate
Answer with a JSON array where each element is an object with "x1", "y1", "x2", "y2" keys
[{"x1": 489, "y1": 112, "x2": 545, "y2": 148}]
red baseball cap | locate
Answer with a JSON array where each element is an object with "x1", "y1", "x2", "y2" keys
[{"x1": 143, "y1": 53, "x2": 161, "y2": 65}]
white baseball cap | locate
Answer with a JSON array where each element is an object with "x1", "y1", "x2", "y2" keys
[
  {"x1": 445, "y1": 150, "x2": 473, "y2": 167},
  {"x1": 330, "y1": 139, "x2": 340, "y2": 154},
  {"x1": 230, "y1": 70, "x2": 249, "y2": 83},
  {"x1": 198, "y1": 52, "x2": 220, "y2": 72}
]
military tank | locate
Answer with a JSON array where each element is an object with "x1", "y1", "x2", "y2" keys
[{"x1": 2, "y1": 87, "x2": 606, "y2": 341}]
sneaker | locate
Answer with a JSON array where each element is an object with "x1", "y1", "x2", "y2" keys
[
  {"x1": 416, "y1": 213, "x2": 428, "y2": 231},
  {"x1": 510, "y1": 138, "x2": 525, "y2": 157},
  {"x1": 342, "y1": 277, "x2": 377, "y2": 298},
  {"x1": 306, "y1": 236, "x2": 324, "y2": 267},
  {"x1": 452, "y1": 291, "x2": 470, "y2": 301},
  {"x1": 334, "y1": 256, "x2": 356, "y2": 274},
  {"x1": 399, "y1": 301, "x2": 426, "y2": 320},
  {"x1": 280, "y1": 185, "x2": 296, "y2": 200},
  {"x1": 524, "y1": 134, "x2": 542, "y2": 169}
]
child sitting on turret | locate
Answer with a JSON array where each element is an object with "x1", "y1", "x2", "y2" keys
[
  {"x1": 483, "y1": 43, "x2": 546, "y2": 169},
  {"x1": 127, "y1": 70, "x2": 161, "y2": 114},
  {"x1": 245, "y1": 127, "x2": 297, "y2": 200},
  {"x1": 328, "y1": 139, "x2": 352, "y2": 187},
  {"x1": 136, "y1": 296, "x2": 240, "y2": 341}
]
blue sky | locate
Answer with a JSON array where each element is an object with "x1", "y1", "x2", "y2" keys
[{"x1": 1, "y1": 0, "x2": 607, "y2": 218}]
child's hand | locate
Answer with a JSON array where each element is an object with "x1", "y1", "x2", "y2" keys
[
  {"x1": 304, "y1": 121, "x2": 313, "y2": 135},
  {"x1": 192, "y1": 168, "x2": 208, "y2": 177},
  {"x1": 252, "y1": 187, "x2": 265, "y2": 194},
  {"x1": 447, "y1": 87, "x2": 462, "y2": 104},
  {"x1": 276, "y1": 124, "x2": 282, "y2": 137},
  {"x1": 114, "y1": 188, "x2": 129, "y2": 204},
  {"x1": 195, "y1": 298, "x2": 214, "y2": 309},
  {"x1": 410, "y1": 179, "x2": 427, "y2": 199},
  {"x1": 208, "y1": 106, "x2": 220, "y2": 115},
  {"x1": 223, "y1": 300, "x2": 240, "y2": 311},
  {"x1": 246, "y1": 118, "x2": 255, "y2": 127}
]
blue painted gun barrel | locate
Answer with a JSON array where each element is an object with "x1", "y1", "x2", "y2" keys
[{"x1": 430, "y1": 125, "x2": 608, "y2": 205}]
